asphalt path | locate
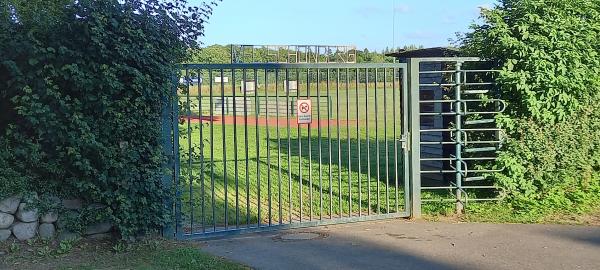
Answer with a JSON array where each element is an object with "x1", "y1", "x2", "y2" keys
[{"x1": 202, "y1": 219, "x2": 600, "y2": 270}]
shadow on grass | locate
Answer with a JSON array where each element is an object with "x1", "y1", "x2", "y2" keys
[
  {"x1": 270, "y1": 134, "x2": 407, "y2": 186},
  {"x1": 175, "y1": 130, "x2": 409, "y2": 234}
]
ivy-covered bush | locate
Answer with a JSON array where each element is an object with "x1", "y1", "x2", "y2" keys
[
  {"x1": 0, "y1": 0, "x2": 216, "y2": 237},
  {"x1": 460, "y1": 0, "x2": 600, "y2": 213}
]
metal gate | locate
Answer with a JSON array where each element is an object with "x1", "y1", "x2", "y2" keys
[
  {"x1": 163, "y1": 63, "x2": 411, "y2": 239},
  {"x1": 407, "y1": 57, "x2": 505, "y2": 215},
  {"x1": 162, "y1": 59, "x2": 504, "y2": 239}
]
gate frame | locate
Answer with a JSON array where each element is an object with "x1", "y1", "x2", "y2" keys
[
  {"x1": 163, "y1": 56, "x2": 504, "y2": 239},
  {"x1": 405, "y1": 56, "x2": 504, "y2": 218},
  {"x1": 162, "y1": 62, "x2": 426, "y2": 239},
  {"x1": 406, "y1": 56, "x2": 483, "y2": 218}
]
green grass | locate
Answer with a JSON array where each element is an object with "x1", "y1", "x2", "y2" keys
[
  {"x1": 178, "y1": 119, "x2": 408, "y2": 232},
  {"x1": 0, "y1": 239, "x2": 247, "y2": 270},
  {"x1": 61, "y1": 246, "x2": 245, "y2": 270},
  {"x1": 176, "y1": 78, "x2": 410, "y2": 233}
]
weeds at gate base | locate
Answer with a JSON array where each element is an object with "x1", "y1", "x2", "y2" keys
[{"x1": 0, "y1": 237, "x2": 247, "y2": 270}]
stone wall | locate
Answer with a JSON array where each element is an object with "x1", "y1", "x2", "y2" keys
[{"x1": 0, "y1": 195, "x2": 114, "y2": 242}]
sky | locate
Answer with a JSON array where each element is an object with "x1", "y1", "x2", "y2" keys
[{"x1": 194, "y1": 0, "x2": 496, "y2": 52}]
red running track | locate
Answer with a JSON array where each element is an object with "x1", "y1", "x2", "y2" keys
[{"x1": 181, "y1": 116, "x2": 358, "y2": 128}]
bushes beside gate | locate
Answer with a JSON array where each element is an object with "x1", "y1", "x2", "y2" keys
[
  {"x1": 0, "y1": 0, "x2": 216, "y2": 238},
  {"x1": 459, "y1": 0, "x2": 600, "y2": 216}
]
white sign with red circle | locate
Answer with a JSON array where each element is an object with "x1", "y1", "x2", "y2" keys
[{"x1": 297, "y1": 99, "x2": 312, "y2": 124}]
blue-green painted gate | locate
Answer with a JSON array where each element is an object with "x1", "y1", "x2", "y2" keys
[{"x1": 162, "y1": 58, "x2": 504, "y2": 240}]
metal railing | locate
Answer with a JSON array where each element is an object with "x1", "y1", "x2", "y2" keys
[
  {"x1": 407, "y1": 57, "x2": 505, "y2": 213},
  {"x1": 163, "y1": 63, "x2": 411, "y2": 239},
  {"x1": 162, "y1": 59, "x2": 505, "y2": 239}
]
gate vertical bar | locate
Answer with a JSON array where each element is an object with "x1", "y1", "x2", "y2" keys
[
  {"x1": 198, "y1": 69, "x2": 206, "y2": 233},
  {"x1": 365, "y1": 68, "x2": 371, "y2": 216},
  {"x1": 265, "y1": 69, "x2": 272, "y2": 226},
  {"x1": 221, "y1": 69, "x2": 228, "y2": 229},
  {"x1": 286, "y1": 69, "x2": 293, "y2": 223},
  {"x1": 209, "y1": 69, "x2": 216, "y2": 231},
  {"x1": 276, "y1": 69, "x2": 283, "y2": 225},
  {"x1": 233, "y1": 69, "x2": 240, "y2": 228},
  {"x1": 254, "y1": 69, "x2": 261, "y2": 227},
  {"x1": 327, "y1": 69, "x2": 333, "y2": 218},
  {"x1": 346, "y1": 68, "x2": 352, "y2": 216},
  {"x1": 393, "y1": 67, "x2": 399, "y2": 213},
  {"x1": 355, "y1": 68, "x2": 361, "y2": 216},
  {"x1": 243, "y1": 69, "x2": 251, "y2": 227},
  {"x1": 336, "y1": 69, "x2": 342, "y2": 218},
  {"x1": 307, "y1": 68, "x2": 313, "y2": 221},
  {"x1": 383, "y1": 68, "x2": 389, "y2": 214},
  {"x1": 296, "y1": 68, "x2": 303, "y2": 222},
  {"x1": 317, "y1": 69, "x2": 324, "y2": 220},
  {"x1": 172, "y1": 72, "x2": 182, "y2": 238},
  {"x1": 402, "y1": 66, "x2": 410, "y2": 212},
  {"x1": 185, "y1": 69, "x2": 194, "y2": 232},
  {"x1": 374, "y1": 69, "x2": 380, "y2": 213},
  {"x1": 454, "y1": 62, "x2": 464, "y2": 214}
]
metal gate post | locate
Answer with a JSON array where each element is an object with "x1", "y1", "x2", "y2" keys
[
  {"x1": 407, "y1": 58, "x2": 422, "y2": 218},
  {"x1": 454, "y1": 62, "x2": 464, "y2": 214},
  {"x1": 161, "y1": 73, "x2": 178, "y2": 239}
]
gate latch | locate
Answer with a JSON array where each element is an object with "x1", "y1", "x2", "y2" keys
[{"x1": 399, "y1": 135, "x2": 408, "y2": 150}]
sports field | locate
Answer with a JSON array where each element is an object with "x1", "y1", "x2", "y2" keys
[{"x1": 176, "y1": 76, "x2": 409, "y2": 232}]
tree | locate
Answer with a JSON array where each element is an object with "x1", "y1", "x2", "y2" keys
[
  {"x1": 459, "y1": 0, "x2": 600, "y2": 213},
  {"x1": 460, "y1": 0, "x2": 600, "y2": 123},
  {"x1": 191, "y1": 44, "x2": 231, "y2": 63}
]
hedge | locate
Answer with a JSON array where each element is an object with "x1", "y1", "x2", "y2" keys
[
  {"x1": 0, "y1": 0, "x2": 217, "y2": 238},
  {"x1": 459, "y1": 0, "x2": 600, "y2": 213}
]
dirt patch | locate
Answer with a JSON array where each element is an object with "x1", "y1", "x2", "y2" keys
[
  {"x1": 272, "y1": 231, "x2": 328, "y2": 242},
  {"x1": 542, "y1": 208, "x2": 600, "y2": 226},
  {"x1": 422, "y1": 214, "x2": 467, "y2": 223}
]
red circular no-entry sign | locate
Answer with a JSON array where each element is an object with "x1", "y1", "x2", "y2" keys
[
  {"x1": 299, "y1": 102, "x2": 310, "y2": 113},
  {"x1": 297, "y1": 99, "x2": 312, "y2": 124}
]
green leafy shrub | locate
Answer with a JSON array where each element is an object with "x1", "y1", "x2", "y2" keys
[
  {"x1": 0, "y1": 0, "x2": 217, "y2": 237},
  {"x1": 459, "y1": 0, "x2": 600, "y2": 214}
]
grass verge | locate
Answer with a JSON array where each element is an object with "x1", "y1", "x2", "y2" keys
[
  {"x1": 0, "y1": 238, "x2": 247, "y2": 270},
  {"x1": 423, "y1": 198, "x2": 600, "y2": 226}
]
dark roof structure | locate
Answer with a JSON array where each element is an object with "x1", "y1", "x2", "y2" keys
[{"x1": 385, "y1": 47, "x2": 461, "y2": 58}]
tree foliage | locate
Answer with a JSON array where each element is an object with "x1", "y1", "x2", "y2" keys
[
  {"x1": 189, "y1": 44, "x2": 404, "y2": 63},
  {"x1": 462, "y1": 0, "x2": 600, "y2": 123},
  {"x1": 460, "y1": 0, "x2": 600, "y2": 212},
  {"x1": 0, "y1": 0, "x2": 217, "y2": 237}
]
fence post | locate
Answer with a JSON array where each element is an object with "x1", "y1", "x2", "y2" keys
[
  {"x1": 454, "y1": 62, "x2": 464, "y2": 214},
  {"x1": 161, "y1": 73, "x2": 177, "y2": 239},
  {"x1": 407, "y1": 58, "x2": 422, "y2": 219}
]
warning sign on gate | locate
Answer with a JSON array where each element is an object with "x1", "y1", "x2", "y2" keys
[{"x1": 297, "y1": 99, "x2": 312, "y2": 124}]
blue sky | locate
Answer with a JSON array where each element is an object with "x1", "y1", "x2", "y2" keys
[{"x1": 195, "y1": 0, "x2": 496, "y2": 51}]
